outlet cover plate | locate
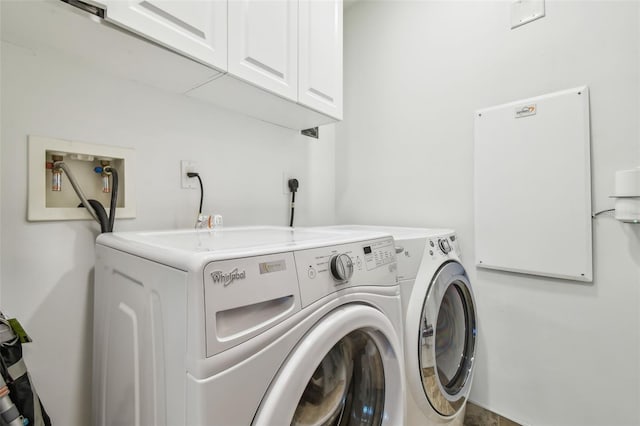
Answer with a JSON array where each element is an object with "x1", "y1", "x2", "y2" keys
[{"x1": 181, "y1": 160, "x2": 199, "y2": 189}]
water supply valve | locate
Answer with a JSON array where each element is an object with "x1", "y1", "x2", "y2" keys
[
  {"x1": 48, "y1": 153, "x2": 65, "y2": 191},
  {"x1": 97, "y1": 159, "x2": 113, "y2": 193}
]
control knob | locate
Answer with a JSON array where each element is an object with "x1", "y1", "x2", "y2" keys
[
  {"x1": 330, "y1": 254, "x2": 354, "y2": 282},
  {"x1": 438, "y1": 239, "x2": 452, "y2": 254}
]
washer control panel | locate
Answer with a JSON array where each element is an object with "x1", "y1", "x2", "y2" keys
[
  {"x1": 427, "y1": 232, "x2": 460, "y2": 259},
  {"x1": 362, "y1": 238, "x2": 396, "y2": 271},
  {"x1": 295, "y1": 237, "x2": 397, "y2": 307},
  {"x1": 438, "y1": 238, "x2": 452, "y2": 254},
  {"x1": 330, "y1": 253, "x2": 354, "y2": 282}
]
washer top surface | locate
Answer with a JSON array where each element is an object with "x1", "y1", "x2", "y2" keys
[
  {"x1": 97, "y1": 226, "x2": 392, "y2": 269},
  {"x1": 326, "y1": 225, "x2": 453, "y2": 242}
]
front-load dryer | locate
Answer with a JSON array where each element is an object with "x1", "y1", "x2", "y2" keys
[
  {"x1": 92, "y1": 226, "x2": 405, "y2": 425},
  {"x1": 318, "y1": 225, "x2": 478, "y2": 426}
]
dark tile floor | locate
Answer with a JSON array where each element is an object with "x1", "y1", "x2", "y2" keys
[{"x1": 465, "y1": 402, "x2": 521, "y2": 426}]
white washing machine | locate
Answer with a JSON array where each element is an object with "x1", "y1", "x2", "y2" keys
[
  {"x1": 92, "y1": 226, "x2": 405, "y2": 425},
  {"x1": 320, "y1": 226, "x2": 477, "y2": 426}
]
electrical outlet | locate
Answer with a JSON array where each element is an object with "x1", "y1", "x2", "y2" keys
[
  {"x1": 181, "y1": 160, "x2": 198, "y2": 189},
  {"x1": 282, "y1": 172, "x2": 295, "y2": 195}
]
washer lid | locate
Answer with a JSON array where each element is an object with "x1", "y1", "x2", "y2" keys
[{"x1": 405, "y1": 261, "x2": 477, "y2": 420}]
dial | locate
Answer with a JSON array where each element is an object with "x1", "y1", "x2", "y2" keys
[
  {"x1": 438, "y1": 238, "x2": 452, "y2": 254},
  {"x1": 330, "y1": 254, "x2": 354, "y2": 282}
]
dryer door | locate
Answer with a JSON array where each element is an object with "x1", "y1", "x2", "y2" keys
[
  {"x1": 407, "y1": 261, "x2": 477, "y2": 418},
  {"x1": 253, "y1": 304, "x2": 404, "y2": 426}
]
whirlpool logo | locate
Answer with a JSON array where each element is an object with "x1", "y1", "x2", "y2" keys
[{"x1": 211, "y1": 268, "x2": 246, "y2": 287}]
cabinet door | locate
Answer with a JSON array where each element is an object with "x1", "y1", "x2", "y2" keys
[
  {"x1": 228, "y1": 0, "x2": 298, "y2": 101},
  {"x1": 298, "y1": 0, "x2": 343, "y2": 119},
  {"x1": 103, "y1": 0, "x2": 227, "y2": 71}
]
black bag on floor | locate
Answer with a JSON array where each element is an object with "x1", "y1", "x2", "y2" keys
[{"x1": 0, "y1": 315, "x2": 51, "y2": 426}]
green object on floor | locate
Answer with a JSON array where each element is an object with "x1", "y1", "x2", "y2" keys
[{"x1": 7, "y1": 318, "x2": 32, "y2": 344}]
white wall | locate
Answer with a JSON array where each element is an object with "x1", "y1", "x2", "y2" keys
[
  {"x1": 0, "y1": 41, "x2": 335, "y2": 424},
  {"x1": 0, "y1": 3, "x2": 3, "y2": 295},
  {"x1": 338, "y1": 1, "x2": 640, "y2": 425}
]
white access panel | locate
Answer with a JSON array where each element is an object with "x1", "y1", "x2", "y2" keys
[{"x1": 474, "y1": 86, "x2": 592, "y2": 282}]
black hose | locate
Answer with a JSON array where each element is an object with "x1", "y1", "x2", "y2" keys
[
  {"x1": 592, "y1": 208, "x2": 615, "y2": 218},
  {"x1": 106, "y1": 167, "x2": 119, "y2": 232},
  {"x1": 186, "y1": 172, "x2": 204, "y2": 215},
  {"x1": 289, "y1": 191, "x2": 296, "y2": 227},
  {"x1": 79, "y1": 200, "x2": 109, "y2": 233},
  {"x1": 196, "y1": 174, "x2": 203, "y2": 214}
]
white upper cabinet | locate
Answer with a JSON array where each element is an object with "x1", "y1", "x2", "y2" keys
[
  {"x1": 228, "y1": 0, "x2": 298, "y2": 101},
  {"x1": 12, "y1": 0, "x2": 344, "y2": 129},
  {"x1": 102, "y1": 0, "x2": 227, "y2": 71},
  {"x1": 298, "y1": 0, "x2": 343, "y2": 119}
]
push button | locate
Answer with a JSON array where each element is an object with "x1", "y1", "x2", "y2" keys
[{"x1": 308, "y1": 267, "x2": 317, "y2": 279}]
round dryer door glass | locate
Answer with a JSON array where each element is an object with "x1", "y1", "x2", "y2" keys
[
  {"x1": 418, "y1": 262, "x2": 477, "y2": 417},
  {"x1": 435, "y1": 284, "x2": 469, "y2": 392},
  {"x1": 292, "y1": 330, "x2": 385, "y2": 426}
]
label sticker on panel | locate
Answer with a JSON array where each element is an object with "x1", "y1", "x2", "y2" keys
[
  {"x1": 259, "y1": 259, "x2": 287, "y2": 274},
  {"x1": 363, "y1": 239, "x2": 395, "y2": 271}
]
